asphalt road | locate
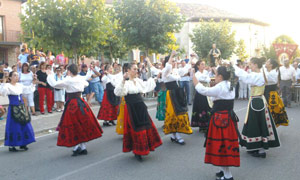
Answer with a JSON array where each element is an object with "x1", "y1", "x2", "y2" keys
[{"x1": 0, "y1": 100, "x2": 299, "y2": 180}]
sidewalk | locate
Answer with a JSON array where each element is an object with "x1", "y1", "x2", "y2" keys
[{"x1": 0, "y1": 99, "x2": 157, "y2": 143}]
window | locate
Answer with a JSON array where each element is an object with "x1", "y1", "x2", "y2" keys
[{"x1": 0, "y1": 16, "x2": 3, "y2": 41}]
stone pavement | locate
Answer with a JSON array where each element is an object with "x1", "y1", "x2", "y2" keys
[{"x1": 0, "y1": 99, "x2": 157, "y2": 143}]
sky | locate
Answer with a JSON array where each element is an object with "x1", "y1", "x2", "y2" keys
[{"x1": 171, "y1": 0, "x2": 300, "y2": 45}]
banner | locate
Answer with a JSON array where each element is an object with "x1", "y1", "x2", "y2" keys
[{"x1": 273, "y1": 43, "x2": 298, "y2": 64}]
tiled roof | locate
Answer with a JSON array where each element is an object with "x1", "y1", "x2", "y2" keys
[{"x1": 177, "y1": 3, "x2": 269, "y2": 26}]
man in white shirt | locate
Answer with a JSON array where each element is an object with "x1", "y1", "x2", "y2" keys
[
  {"x1": 279, "y1": 59, "x2": 296, "y2": 107},
  {"x1": 179, "y1": 60, "x2": 191, "y2": 105},
  {"x1": 292, "y1": 60, "x2": 300, "y2": 82}
]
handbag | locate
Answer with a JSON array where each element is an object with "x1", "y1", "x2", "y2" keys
[{"x1": 11, "y1": 105, "x2": 31, "y2": 125}]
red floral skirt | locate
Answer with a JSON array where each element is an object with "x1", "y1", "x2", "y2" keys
[
  {"x1": 97, "y1": 90, "x2": 119, "y2": 121},
  {"x1": 123, "y1": 104, "x2": 162, "y2": 155},
  {"x1": 205, "y1": 110, "x2": 240, "y2": 167},
  {"x1": 57, "y1": 98, "x2": 103, "y2": 147}
]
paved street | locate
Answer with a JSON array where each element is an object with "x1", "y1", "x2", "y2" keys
[{"x1": 0, "y1": 100, "x2": 299, "y2": 180}]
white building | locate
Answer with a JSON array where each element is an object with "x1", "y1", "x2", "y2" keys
[{"x1": 175, "y1": 3, "x2": 271, "y2": 59}]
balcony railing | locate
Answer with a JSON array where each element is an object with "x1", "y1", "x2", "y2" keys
[{"x1": 0, "y1": 30, "x2": 21, "y2": 42}]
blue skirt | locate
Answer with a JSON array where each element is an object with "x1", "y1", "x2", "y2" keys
[{"x1": 4, "y1": 106, "x2": 36, "y2": 146}]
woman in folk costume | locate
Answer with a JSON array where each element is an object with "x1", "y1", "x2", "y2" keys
[
  {"x1": 97, "y1": 64, "x2": 122, "y2": 126},
  {"x1": 233, "y1": 57, "x2": 280, "y2": 158},
  {"x1": 147, "y1": 59, "x2": 166, "y2": 121},
  {"x1": 0, "y1": 71, "x2": 35, "y2": 152},
  {"x1": 193, "y1": 66, "x2": 239, "y2": 180},
  {"x1": 116, "y1": 63, "x2": 130, "y2": 135},
  {"x1": 114, "y1": 62, "x2": 162, "y2": 161},
  {"x1": 162, "y1": 50, "x2": 193, "y2": 145},
  {"x1": 47, "y1": 64, "x2": 103, "y2": 156},
  {"x1": 264, "y1": 59, "x2": 289, "y2": 127},
  {"x1": 191, "y1": 60, "x2": 212, "y2": 133}
]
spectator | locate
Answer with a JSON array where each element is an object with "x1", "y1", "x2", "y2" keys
[
  {"x1": 37, "y1": 50, "x2": 46, "y2": 63},
  {"x1": 28, "y1": 49, "x2": 40, "y2": 66},
  {"x1": 19, "y1": 62, "x2": 36, "y2": 115},
  {"x1": 79, "y1": 64, "x2": 91, "y2": 101},
  {"x1": 18, "y1": 49, "x2": 29, "y2": 64},
  {"x1": 4, "y1": 62, "x2": 12, "y2": 72},
  {"x1": 279, "y1": 59, "x2": 296, "y2": 107},
  {"x1": 53, "y1": 67, "x2": 65, "y2": 112},
  {"x1": 292, "y1": 60, "x2": 300, "y2": 82},
  {"x1": 31, "y1": 65, "x2": 40, "y2": 112},
  {"x1": 0, "y1": 63, "x2": 4, "y2": 83},
  {"x1": 36, "y1": 62, "x2": 53, "y2": 114},
  {"x1": 179, "y1": 60, "x2": 190, "y2": 105},
  {"x1": 46, "y1": 51, "x2": 55, "y2": 65},
  {"x1": 87, "y1": 60, "x2": 103, "y2": 105},
  {"x1": 56, "y1": 51, "x2": 67, "y2": 65}
]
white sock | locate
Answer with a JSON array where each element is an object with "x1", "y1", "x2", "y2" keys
[
  {"x1": 80, "y1": 143, "x2": 86, "y2": 150},
  {"x1": 259, "y1": 149, "x2": 265, "y2": 154},
  {"x1": 73, "y1": 144, "x2": 80, "y2": 151},
  {"x1": 175, "y1": 133, "x2": 184, "y2": 142},
  {"x1": 171, "y1": 133, "x2": 176, "y2": 139},
  {"x1": 221, "y1": 167, "x2": 232, "y2": 179}
]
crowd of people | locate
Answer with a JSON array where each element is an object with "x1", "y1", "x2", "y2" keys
[{"x1": 1, "y1": 45, "x2": 300, "y2": 180}]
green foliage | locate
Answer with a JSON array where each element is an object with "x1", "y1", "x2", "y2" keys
[
  {"x1": 114, "y1": 0, "x2": 185, "y2": 55},
  {"x1": 21, "y1": 0, "x2": 109, "y2": 61},
  {"x1": 261, "y1": 46, "x2": 277, "y2": 60},
  {"x1": 235, "y1": 39, "x2": 249, "y2": 61},
  {"x1": 190, "y1": 19, "x2": 236, "y2": 60},
  {"x1": 97, "y1": 8, "x2": 129, "y2": 61}
]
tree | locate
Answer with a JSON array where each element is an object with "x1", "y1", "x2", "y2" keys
[
  {"x1": 190, "y1": 19, "x2": 236, "y2": 60},
  {"x1": 97, "y1": 8, "x2": 129, "y2": 62},
  {"x1": 235, "y1": 39, "x2": 249, "y2": 61},
  {"x1": 114, "y1": 0, "x2": 185, "y2": 56},
  {"x1": 21, "y1": 0, "x2": 109, "y2": 63}
]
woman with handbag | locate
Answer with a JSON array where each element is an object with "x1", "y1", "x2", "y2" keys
[
  {"x1": 264, "y1": 59, "x2": 289, "y2": 127},
  {"x1": 193, "y1": 66, "x2": 239, "y2": 180},
  {"x1": 0, "y1": 71, "x2": 36, "y2": 152}
]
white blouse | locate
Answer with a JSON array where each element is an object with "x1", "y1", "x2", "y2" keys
[
  {"x1": 234, "y1": 65, "x2": 265, "y2": 86},
  {"x1": 195, "y1": 81, "x2": 235, "y2": 101},
  {"x1": 101, "y1": 72, "x2": 123, "y2": 89},
  {"x1": 0, "y1": 83, "x2": 23, "y2": 96},
  {"x1": 162, "y1": 62, "x2": 180, "y2": 83},
  {"x1": 195, "y1": 70, "x2": 211, "y2": 83},
  {"x1": 114, "y1": 78, "x2": 156, "y2": 97},
  {"x1": 264, "y1": 68, "x2": 278, "y2": 85},
  {"x1": 47, "y1": 75, "x2": 88, "y2": 93},
  {"x1": 19, "y1": 72, "x2": 35, "y2": 94}
]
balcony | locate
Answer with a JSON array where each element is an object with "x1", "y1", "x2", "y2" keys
[{"x1": 0, "y1": 30, "x2": 21, "y2": 45}]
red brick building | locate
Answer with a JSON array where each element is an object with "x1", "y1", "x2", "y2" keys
[{"x1": 0, "y1": 0, "x2": 25, "y2": 65}]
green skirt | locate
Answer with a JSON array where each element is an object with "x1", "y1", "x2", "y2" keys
[
  {"x1": 239, "y1": 96, "x2": 280, "y2": 150},
  {"x1": 156, "y1": 90, "x2": 167, "y2": 121}
]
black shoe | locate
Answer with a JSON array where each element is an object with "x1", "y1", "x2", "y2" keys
[
  {"x1": 109, "y1": 121, "x2": 116, "y2": 125},
  {"x1": 79, "y1": 149, "x2": 88, "y2": 155},
  {"x1": 170, "y1": 137, "x2": 177, "y2": 143},
  {"x1": 134, "y1": 154, "x2": 142, "y2": 161},
  {"x1": 72, "y1": 147, "x2": 82, "y2": 157},
  {"x1": 251, "y1": 151, "x2": 266, "y2": 158},
  {"x1": 247, "y1": 150, "x2": 258, "y2": 154},
  {"x1": 103, "y1": 121, "x2": 111, "y2": 126},
  {"x1": 20, "y1": 146, "x2": 28, "y2": 151},
  {"x1": 9, "y1": 147, "x2": 18, "y2": 152},
  {"x1": 216, "y1": 176, "x2": 234, "y2": 180},
  {"x1": 216, "y1": 171, "x2": 224, "y2": 178}
]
